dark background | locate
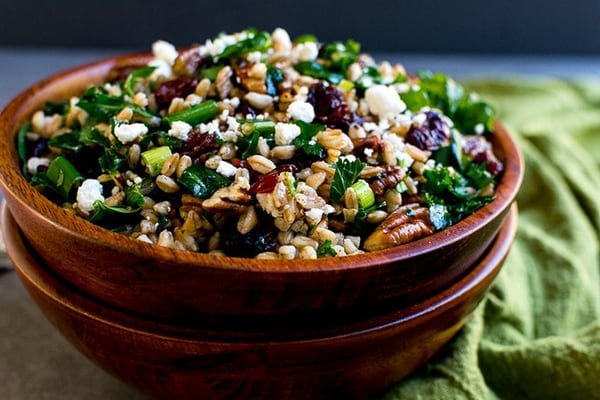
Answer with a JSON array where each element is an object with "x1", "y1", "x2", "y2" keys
[{"x1": 0, "y1": 0, "x2": 598, "y2": 54}]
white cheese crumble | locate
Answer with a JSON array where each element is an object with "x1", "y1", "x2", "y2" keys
[
  {"x1": 245, "y1": 51, "x2": 263, "y2": 64},
  {"x1": 149, "y1": 59, "x2": 172, "y2": 79},
  {"x1": 286, "y1": 100, "x2": 315, "y2": 123},
  {"x1": 76, "y1": 179, "x2": 104, "y2": 214},
  {"x1": 26, "y1": 157, "x2": 50, "y2": 175},
  {"x1": 168, "y1": 120, "x2": 192, "y2": 140},
  {"x1": 412, "y1": 112, "x2": 427, "y2": 127},
  {"x1": 365, "y1": 85, "x2": 407, "y2": 118},
  {"x1": 274, "y1": 123, "x2": 301, "y2": 145},
  {"x1": 199, "y1": 119, "x2": 220, "y2": 135},
  {"x1": 292, "y1": 41, "x2": 319, "y2": 62},
  {"x1": 474, "y1": 123, "x2": 485, "y2": 135},
  {"x1": 152, "y1": 40, "x2": 178, "y2": 65},
  {"x1": 305, "y1": 208, "x2": 324, "y2": 224},
  {"x1": 114, "y1": 122, "x2": 148, "y2": 144},
  {"x1": 136, "y1": 234, "x2": 153, "y2": 244},
  {"x1": 216, "y1": 161, "x2": 238, "y2": 177}
]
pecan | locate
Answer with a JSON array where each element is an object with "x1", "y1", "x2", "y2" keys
[
  {"x1": 234, "y1": 63, "x2": 267, "y2": 94},
  {"x1": 352, "y1": 134, "x2": 383, "y2": 160},
  {"x1": 172, "y1": 46, "x2": 204, "y2": 77},
  {"x1": 363, "y1": 204, "x2": 434, "y2": 251},
  {"x1": 202, "y1": 184, "x2": 252, "y2": 215},
  {"x1": 154, "y1": 77, "x2": 199, "y2": 109},
  {"x1": 368, "y1": 165, "x2": 406, "y2": 195}
]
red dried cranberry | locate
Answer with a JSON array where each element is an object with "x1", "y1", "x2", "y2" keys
[
  {"x1": 463, "y1": 136, "x2": 504, "y2": 175},
  {"x1": 178, "y1": 129, "x2": 219, "y2": 162},
  {"x1": 154, "y1": 77, "x2": 198, "y2": 110},
  {"x1": 236, "y1": 99, "x2": 258, "y2": 119},
  {"x1": 406, "y1": 111, "x2": 450, "y2": 151},
  {"x1": 306, "y1": 82, "x2": 361, "y2": 130},
  {"x1": 248, "y1": 164, "x2": 297, "y2": 194}
]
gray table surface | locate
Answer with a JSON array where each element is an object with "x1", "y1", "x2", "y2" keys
[{"x1": 1, "y1": 48, "x2": 600, "y2": 400}]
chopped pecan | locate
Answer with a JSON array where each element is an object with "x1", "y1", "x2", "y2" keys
[
  {"x1": 368, "y1": 165, "x2": 406, "y2": 195},
  {"x1": 363, "y1": 204, "x2": 434, "y2": 251},
  {"x1": 172, "y1": 46, "x2": 204, "y2": 77},
  {"x1": 202, "y1": 183, "x2": 252, "y2": 215},
  {"x1": 234, "y1": 63, "x2": 267, "y2": 94}
]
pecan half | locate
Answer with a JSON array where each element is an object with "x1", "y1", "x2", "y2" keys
[
  {"x1": 363, "y1": 204, "x2": 434, "y2": 251},
  {"x1": 368, "y1": 165, "x2": 406, "y2": 195},
  {"x1": 202, "y1": 183, "x2": 252, "y2": 215}
]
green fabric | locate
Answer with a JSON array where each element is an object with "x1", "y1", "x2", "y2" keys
[{"x1": 382, "y1": 79, "x2": 600, "y2": 400}]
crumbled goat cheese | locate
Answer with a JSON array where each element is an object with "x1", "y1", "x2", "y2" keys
[
  {"x1": 76, "y1": 179, "x2": 104, "y2": 214},
  {"x1": 149, "y1": 59, "x2": 172, "y2": 79},
  {"x1": 292, "y1": 42, "x2": 319, "y2": 62},
  {"x1": 216, "y1": 161, "x2": 238, "y2": 177},
  {"x1": 305, "y1": 208, "x2": 324, "y2": 224},
  {"x1": 286, "y1": 101, "x2": 315, "y2": 123},
  {"x1": 114, "y1": 122, "x2": 148, "y2": 144},
  {"x1": 227, "y1": 116, "x2": 240, "y2": 132},
  {"x1": 152, "y1": 40, "x2": 178, "y2": 65},
  {"x1": 365, "y1": 85, "x2": 407, "y2": 118},
  {"x1": 168, "y1": 121, "x2": 192, "y2": 140},
  {"x1": 275, "y1": 123, "x2": 301, "y2": 145},
  {"x1": 199, "y1": 119, "x2": 220, "y2": 135}
]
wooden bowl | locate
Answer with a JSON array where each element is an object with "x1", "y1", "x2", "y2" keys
[
  {"x1": 2, "y1": 202, "x2": 518, "y2": 400},
  {"x1": 0, "y1": 54, "x2": 523, "y2": 331}
]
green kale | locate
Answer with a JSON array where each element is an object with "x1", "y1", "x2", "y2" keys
[
  {"x1": 317, "y1": 240, "x2": 337, "y2": 257},
  {"x1": 178, "y1": 164, "x2": 231, "y2": 199},
  {"x1": 292, "y1": 120, "x2": 325, "y2": 157}
]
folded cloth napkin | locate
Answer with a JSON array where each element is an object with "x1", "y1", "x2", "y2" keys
[{"x1": 382, "y1": 79, "x2": 600, "y2": 400}]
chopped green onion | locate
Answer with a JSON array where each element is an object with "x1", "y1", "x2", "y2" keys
[
  {"x1": 338, "y1": 79, "x2": 355, "y2": 92},
  {"x1": 163, "y1": 100, "x2": 219, "y2": 126},
  {"x1": 141, "y1": 146, "x2": 171, "y2": 177},
  {"x1": 317, "y1": 239, "x2": 337, "y2": 257},
  {"x1": 351, "y1": 179, "x2": 375, "y2": 209},
  {"x1": 240, "y1": 119, "x2": 275, "y2": 136},
  {"x1": 45, "y1": 156, "x2": 83, "y2": 200}
]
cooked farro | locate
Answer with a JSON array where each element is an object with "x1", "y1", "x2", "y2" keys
[{"x1": 19, "y1": 28, "x2": 503, "y2": 258}]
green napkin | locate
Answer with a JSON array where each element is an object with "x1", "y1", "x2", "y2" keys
[{"x1": 382, "y1": 79, "x2": 600, "y2": 400}]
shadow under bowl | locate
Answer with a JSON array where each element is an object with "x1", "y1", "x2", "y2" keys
[{"x1": 3, "y1": 202, "x2": 518, "y2": 400}]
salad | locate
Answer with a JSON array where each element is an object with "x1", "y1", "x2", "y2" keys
[{"x1": 19, "y1": 28, "x2": 503, "y2": 259}]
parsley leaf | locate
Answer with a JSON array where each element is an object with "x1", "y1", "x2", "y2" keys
[
  {"x1": 292, "y1": 120, "x2": 325, "y2": 156},
  {"x1": 317, "y1": 240, "x2": 337, "y2": 258},
  {"x1": 330, "y1": 158, "x2": 366, "y2": 203}
]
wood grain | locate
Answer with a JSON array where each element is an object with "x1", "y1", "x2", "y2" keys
[{"x1": 2, "y1": 202, "x2": 518, "y2": 400}]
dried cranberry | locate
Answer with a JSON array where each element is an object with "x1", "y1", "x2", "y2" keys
[
  {"x1": 154, "y1": 77, "x2": 198, "y2": 110},
  {"x1": 463, "y1": 136, "x2": 504, "y2": 175},
  {"x1": 178, "y1": 129, "x2": 219, "y2": 162},
  {"x1": 236, "y1": 99, "x2": 258, "y2": 119},
  {"x1": 222, "y1": 211, "x2": 277, "y2": 257},
  {"x1": 406, "y1": 111, "x2": 450, "y2": 151},
  {"x1": 27, "y1": 137, "x2": 49, "y2": 158},
  {"x1": 248, "y1": 164, "x2": 297, "y2": 194},
  {"x1": 306, "y1": 82, "x2": 361, "y2": 130}
]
